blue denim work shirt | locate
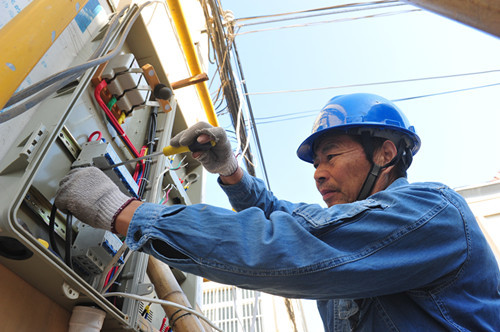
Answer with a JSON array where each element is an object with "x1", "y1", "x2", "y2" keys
[{"x1": 126, "y1": 171, "x2": 500, "y2": 331}]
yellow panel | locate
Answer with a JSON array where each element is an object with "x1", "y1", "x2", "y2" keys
[{"x1": 0, "y1": 0, "x2": 88, "y2": 109}]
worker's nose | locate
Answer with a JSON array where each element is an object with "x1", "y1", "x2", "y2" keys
[{"x1": 314, "y1": 163, "x2": 329, "y2": 184}]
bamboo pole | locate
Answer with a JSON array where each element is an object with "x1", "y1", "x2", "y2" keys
[{"x1": 147, "y1": 257, "x2": 206, "y2": 332}]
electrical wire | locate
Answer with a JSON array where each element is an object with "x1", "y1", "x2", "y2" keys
[
  {"x1": 231, "y1": 37, "x2": 271, "y2": 188},
  {"x1": 392, "y1": 82, "x2": 500, "y2": 102},
  {"x1": 137, "y1": 106, "x2": 158, "y2": 198},
  {"x1": 234, "y1": 8, "x2": 421, "y2": 36},
  {"x1": 65, "y1": 213, "x2": 74, "y2": 269},
  {"x1": 245, "y1": 69, "x2": 500, "y2": 95},
  {"x1": 1, "y1": 1, "x2": 157, "y2": 123},
  {"x1": 49, "y1": 204, "x2": 61, "y2": 257},
  {"x1": 234, "y1": 0, "x2": 401, "y2": 22},
  {"x1": 251, "y1": 81, "x2": 500, "y2": 126},
  {"x1": 3, "y1": 6, "x2": 130, "y2": 109},
  {"x1": 235, "y1": 2, "x2": 406, "y2": 28},
  {"x1": 103, "y1": 292, "x2": 223, "y2": 332},
  {"x1": 0, "y1": 73, "x2": 80, "y2": 123},
  {"x1": 94, "y1": 79, "x2": 140, "y2": 158},
  {"x1": 99, "y1": 243, "x2": 131, "y2": 293}
]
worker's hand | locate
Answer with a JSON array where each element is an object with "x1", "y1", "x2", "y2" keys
[
  {"x1": 55, "y1": 167, "x2": 133, "y2": 232},
  {"x1": 170, "y1": 122, "x2": 238, "y2": 176}
]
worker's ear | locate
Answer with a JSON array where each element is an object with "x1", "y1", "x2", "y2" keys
[{"x1": 374, "y1": 140, "x2": 397, "y2": 166}]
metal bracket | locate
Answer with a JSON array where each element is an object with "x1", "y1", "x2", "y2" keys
[{"x1": 57, "y1": 125, "x2": 81, "y2": 160}]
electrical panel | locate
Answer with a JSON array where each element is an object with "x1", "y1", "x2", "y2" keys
[{"x1": 0, "y1": 7, "x2": 205, "y2": 330}]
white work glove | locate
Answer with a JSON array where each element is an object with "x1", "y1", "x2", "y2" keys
[
  {"x1": 55, "y1": 167, "x2": 133, "y2": 232},
  {"x1": 170, "y1": 122, "x2": 238, "y2": 176}
]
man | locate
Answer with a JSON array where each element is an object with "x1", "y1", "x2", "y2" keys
[{"x1": 56, "y1": 93, "x2": 500, "y2": 331}]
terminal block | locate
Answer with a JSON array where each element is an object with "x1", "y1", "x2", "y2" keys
[
  {"x1": 101, "y1": 54, "x2": 150, "y2": 114},
  {"x1": 72, "y1": 225, "x2": 124, "y2": 276},
  {"x1": 72, "y1": 141, "x2": 139, "y2": 198}
]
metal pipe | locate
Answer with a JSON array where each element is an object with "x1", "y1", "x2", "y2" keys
[
  {"x1": 0, "y1": 0, "x2": 89, "y2": 109},
  {"x1": 166, "y1": 0, "x2": 219, "y2": 126},
  {"x1": 403, "y1": 0, "x2": 500, "y2": 39}
]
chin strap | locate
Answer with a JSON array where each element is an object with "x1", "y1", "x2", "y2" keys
[{"x1": 356, "y1": 132, "x2": 408, "y2": 201}]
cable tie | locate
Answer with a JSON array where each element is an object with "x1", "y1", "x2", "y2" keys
[
  {"x1": 168, "y1": 308, "x2": 183, "y2": 322},
  {"x1": 170, "y1": 312, "x2": 192, "y2": 328}
]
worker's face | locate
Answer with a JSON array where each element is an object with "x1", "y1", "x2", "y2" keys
[{"x1": 313, "y1": 135, "x2": 370, "y2": 207}]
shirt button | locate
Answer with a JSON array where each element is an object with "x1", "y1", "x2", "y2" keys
[{"x1": 133, "y1": 230, "x2": 142, "y2": 242}]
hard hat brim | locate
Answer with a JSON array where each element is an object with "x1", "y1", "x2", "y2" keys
[{"x1": 296, "y1": 123, "x2": 421, "y2": 164}]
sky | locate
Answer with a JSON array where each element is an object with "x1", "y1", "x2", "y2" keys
[
  {"x1": 203, "y1": 0, "x2": 500, "y2": 209},
  {"x1": 201, "y1": 2, "x2": 500, "y2": 329}
]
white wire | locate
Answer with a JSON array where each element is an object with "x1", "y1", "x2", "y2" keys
[{"x1": 103, "y1": 292, "x2": 223, "y2": 332}]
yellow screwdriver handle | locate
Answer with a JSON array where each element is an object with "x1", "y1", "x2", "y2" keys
[
  {"x1": 162, "y1": 140, "x2": 215, "y2": 157},
  {"x1": 162, "y1": 145, "x2": 190, "y2": 156}
]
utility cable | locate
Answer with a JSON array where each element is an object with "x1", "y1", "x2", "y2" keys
[
  {"x1": 392, "y1": 82, "x2": 500, "y2": 102},
  {"x1": 252, "y1": 81, "x2": 500, "y2": 125},
  {"x1": 100, "y1": 245, "x2": 132, "y2": 293},
  {"x1": 245, "y1": 69, "x2": 500, "y2": 95},
  {"x1": 234, "y1": 0, "x2": 401, "y2": 22},
  {"x1": 4, "y1": 6, "x2": 130, "y2": 108},
  {"x1": 103, "y1": 292, "x2": 223, "y2": 332},
  {"x1": 236, "y1": 2, "x2": 406, "y2": 28},
  {"x1": 231, "y1": 38, "x2": 271, "y2": 189},
  {"x1": 235, "y1": 8, "x2": 421, "y2": 36},
  {"x1": 1, "y1": 1, "x2": 156, "y2": 123},
  {"x1": 65, "y1": 213, "x2": 74, "y2": 269},
  {"x1": 49, "y1": 204, "x2": 61, "y2": 257},
  {"x1": 94, "y1": 79, "x2": 140, "y2": 158}
]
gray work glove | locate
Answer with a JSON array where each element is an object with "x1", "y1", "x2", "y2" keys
[
  {"x1": 170, "y1": 122, "x2": 238, "y2": 176},
  {"x1": 55, "y1": 167, "x2": 133, "y2": 232}
]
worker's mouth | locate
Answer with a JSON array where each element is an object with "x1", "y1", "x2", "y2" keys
[{"x1": 320, "y1": 188, "x2": 337, "y2": 201}]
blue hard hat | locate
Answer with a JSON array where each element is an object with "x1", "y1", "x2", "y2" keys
[{"x1": 297, "y1": 93, "x2": 421, "y2": 163}]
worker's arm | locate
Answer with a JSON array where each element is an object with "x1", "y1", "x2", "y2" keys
[{"x1": 124, "y1": 178, "x2": 468, "y2": 300}]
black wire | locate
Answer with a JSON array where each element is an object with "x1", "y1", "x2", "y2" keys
[
  {"x1": 137, "y1": 106, "x2": 158, "y2": 198},
  {"x1": 65, "y1": 213, "x2": 74, "y2": 269},
  {"x1": 49, "y1": 204, "x2": 61, "y2": 257},
  {"x1": 231, "y1": 39, "x2": 271, "y2": 189}
]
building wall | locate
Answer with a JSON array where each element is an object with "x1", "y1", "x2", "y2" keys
[
  {"x1": 456, "y1": 180, "x2": 500, "y2": 265},
  {"x1": 201, "y1": 281, "x2": 313, "y2": 332}
]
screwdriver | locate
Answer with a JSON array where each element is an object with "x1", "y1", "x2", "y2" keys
[{"x1": 101, "y1": 140, "x2": 215, "y2": 170}]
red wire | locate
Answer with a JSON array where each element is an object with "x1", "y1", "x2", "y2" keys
[
  {"x1": 134, "y1": 146, "x2": 147, "y2": 183},
  {"x1": 160, "y1": 317, "x2": 167, "y2": 332},
  {"x1": 103, "y1": 268, "x2": 113, "y2": 288},
  {"x1": 88, "y1": 130, "x2": 102, "y2": 142},
  {"x1": 94, "y1": 80, "x2": 140, "y2": 158}
]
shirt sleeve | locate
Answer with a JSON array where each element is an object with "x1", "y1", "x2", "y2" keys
[
  {"x1": 125, "y1": 178, "x2": 468, "y2": 300},
  {"x1": 218, "y1": 170, "x2": 299, "y2": 216}
]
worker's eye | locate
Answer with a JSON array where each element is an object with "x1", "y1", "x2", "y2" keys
[
  {"x1": 313, "y1": 162, "x2": 319, "y2": 169},
  {"x1": 327, "y1": 154, "x2": 339, "y2": 161}
]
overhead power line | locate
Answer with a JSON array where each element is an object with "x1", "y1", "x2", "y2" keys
[
  {"x1": 235, "y1": 0, "x2": 402, "y2": 22},
  {"x1": 234, "y1": 8, "x2": 421, "y2": 36},
  {"x1": 253, "y1": 81, "x2": 500, "y2": 125},
  {"x1": 236, "y1": 2, "x2": 407, "y2": 28},
  {"x1": 245, "y1": 69, "x2": 500, "y2": 96},
  {"x1": 238, "y1": 3, "x2": 409, "y2": 29}
]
